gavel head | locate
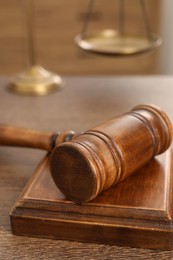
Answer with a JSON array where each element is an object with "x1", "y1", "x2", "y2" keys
[{"x1": 50, "y1": 104, "x2": 172, "y2": 204}]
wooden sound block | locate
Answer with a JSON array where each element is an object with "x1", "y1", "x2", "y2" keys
[{"x1": 10, "y1": 148, "x2": 173, "y2": 250}]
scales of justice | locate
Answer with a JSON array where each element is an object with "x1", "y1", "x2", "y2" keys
[
  {"x1": 8, "y1": 0, "x2": 161, "y2": 95},
  {"x1": 9, "y1": 0, "x2": 63, "y2": 95},
  {"x1": 5, "y1": 0, "x2": 173, "y2": 251}
]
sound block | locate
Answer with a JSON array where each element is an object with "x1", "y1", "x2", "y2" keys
[{"x1": 10, "y1": 148, "x2": 173, "y2": 250}]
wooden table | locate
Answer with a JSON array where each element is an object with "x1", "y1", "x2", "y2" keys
[{"x1": 0, "y1": 76, "x2": 173, "y2": 259}]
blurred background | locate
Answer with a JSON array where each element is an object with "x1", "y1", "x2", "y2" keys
[{"x1": 0, "y1": 0, "x2": 172, "y2": 76}]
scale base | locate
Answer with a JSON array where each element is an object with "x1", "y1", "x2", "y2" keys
[
  {"x1": 10, "y1": 148, "x2": 173, "y2": 250},
  {"x1": 8, "y1": 65, "x2": 63, "y2": 96}
]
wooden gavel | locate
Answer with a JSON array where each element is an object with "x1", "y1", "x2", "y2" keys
[
  {"x1": 0, "y1": 104, "x2": 172, "y2": 204},
  {"x1": 50, "y1": 104, "x2": 172, "y2": 203}
]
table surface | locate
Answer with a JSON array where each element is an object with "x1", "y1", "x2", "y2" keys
[{"x1": 0, "y1": 76, "x2": 173, "y2": 259}]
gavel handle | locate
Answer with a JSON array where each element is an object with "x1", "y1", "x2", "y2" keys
[{"x1": 0, "y1": 124, "x2": 75, "y2": 151}]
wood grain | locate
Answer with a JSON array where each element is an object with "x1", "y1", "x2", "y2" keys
[{"x1": 0, "y1": 76, "x2": 173, "y2": 258}]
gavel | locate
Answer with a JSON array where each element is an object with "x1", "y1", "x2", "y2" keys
[
  {"x1": 0, "y1": 104, "x2": 172, "y2": 204},
  {"x1": 50, "y1": 104, "x2": 172, "y2": 203}
]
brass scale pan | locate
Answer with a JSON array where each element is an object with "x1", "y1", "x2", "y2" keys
[{"x1": 75, "y1": 0, "x2": 162, "y2": 56}]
